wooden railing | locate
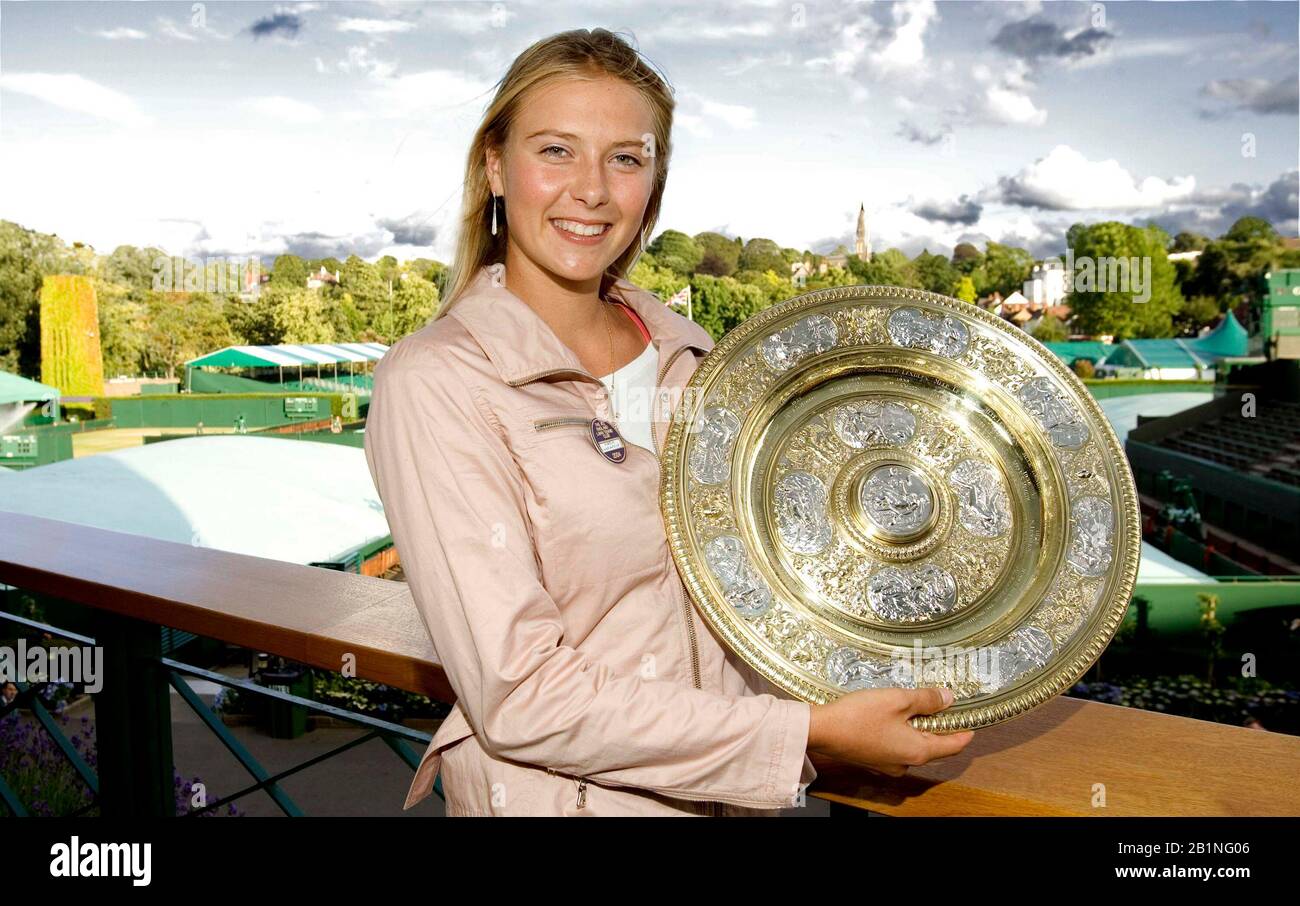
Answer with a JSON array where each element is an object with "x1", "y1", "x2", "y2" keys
[{"x1": 3, "y1": 511, "x2": 1298, "y2": 816}]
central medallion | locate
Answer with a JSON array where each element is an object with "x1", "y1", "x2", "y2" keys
[{"x1": 858, "y1": 464, "x2": 936, "y2": 542}]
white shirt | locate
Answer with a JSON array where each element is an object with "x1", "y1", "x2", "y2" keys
[{"x1": 598, "y1": 342, "x2": 659, "y2": 454}]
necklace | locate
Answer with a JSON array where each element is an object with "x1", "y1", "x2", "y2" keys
[{"x1": 601, "y1": 299, "x2": 619, "y2": 422}]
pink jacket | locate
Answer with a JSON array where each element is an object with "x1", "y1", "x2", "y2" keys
[{"x1": 363, "y1": 263, "x2": 816, "y2": 816}]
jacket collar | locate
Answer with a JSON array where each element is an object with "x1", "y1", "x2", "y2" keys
[{"x1": 447, "y1": 263, "x2": 711, "y2": 386}]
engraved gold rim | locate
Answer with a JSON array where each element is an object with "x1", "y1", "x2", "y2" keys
[{"x1": 659, "y1": 284, "x2": 1142, "y2": 731}]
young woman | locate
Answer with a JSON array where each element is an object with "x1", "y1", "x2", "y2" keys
[{"x1": 364, "y1": 28, "x2": 973, "y2": 817}]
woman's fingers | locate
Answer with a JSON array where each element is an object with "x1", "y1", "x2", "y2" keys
[
  {"x1": 901, "y1": 685, "x2": 955, "y2": 717},
  {"x1": 918, "y1": 729, "x2": 976, "y2": 761}
]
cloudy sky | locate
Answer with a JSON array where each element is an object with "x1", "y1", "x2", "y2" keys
[{"x1": 1, "y1": 0, "x2": 1296, "y2": 264}]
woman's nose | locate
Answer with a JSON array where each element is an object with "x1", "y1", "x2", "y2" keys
[{"x1": 569, "y1": 159, "x2": 610, "y2": 207}]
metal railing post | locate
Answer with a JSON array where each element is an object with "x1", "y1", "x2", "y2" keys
[{"x1": 94, "y1": 610, "x2": 175, "y2": 817}]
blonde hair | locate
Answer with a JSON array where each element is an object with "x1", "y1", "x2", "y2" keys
[{"x1": 435, "y1": 28, "x2": 675, "y2": 319}]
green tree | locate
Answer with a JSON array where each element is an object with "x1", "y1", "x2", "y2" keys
[
  {"x1": 955, "y1": 275, "x2": 977, "y2": 304},
  {"x1": 1172, "y1": 294, "x2": 1222, "y2": 336},
  {"x1": 270, "y1": 254, "x2": 310, "y2": 287},
  {"x1": 1031, "y1": 313, "x2": 1068, "y2": 342},
  {"x1": 983, "y1": 242, "x2": 1034, "y2": 297},
  {"x1": 267, "y1": 285, "x2": 336, "y2": 344},
  {"x1": 629, "y1": 258, "x2": 687, "y2": 299},
  {"x1": 93, "y1": 277, "x2": 147, "y2": 379},
  {"x1": 951, "y1": 242, "x2": 983, "y2": 275},
  {"x1": 1065, "y1": 221, "x2": 1183, "y2": 338},
  {"x1": 224, "y1": 294, "x2": 280, "y2": 346},
  {"x1": 375, "y1": 275, "x2": 438, "y2": 342},
  {"x1": 691, "y1": 230, "x2": 743, "y2": 275},
  {"x1": 1170, "y1": 231, "x2": 1209, "y2": 253},
  {"x1": 142, "y1": 291, "x2": 233, "y2": 378},
  {"x1": 738, "y1": 238, "x2": 785, "y2": 275},
  {"x1": 913, "y1": 249, "x2": 960, "y2": 296},
  {"x1": 849, "y1": 249, "x2": 921, "y2": 288},
  {"x1": 648, "y1": 230, "x2": 703, "y2": 277},
  {"x1": 689, "y1": 274, "x2": 768, "y2": 341},
  {"x1": 0, "y1": 221, "x2": 48, "y2": 376}
]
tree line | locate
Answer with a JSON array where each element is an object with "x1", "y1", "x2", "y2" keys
[{"x1": 1, "y1": 214, "x2": 1295, "y2": 380}]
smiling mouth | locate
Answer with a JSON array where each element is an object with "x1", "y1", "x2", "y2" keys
[{"x1": 551, "y1": 218, "x2": 612, "y2": 238}]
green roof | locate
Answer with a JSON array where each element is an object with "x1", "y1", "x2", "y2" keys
[
  {"x1": 187, "y1": 343, "x2": 389, "y2": 368},
  {"x1": 1104, "y1": 340, "x2": 1209, "y2": 369},
  {"x1": 0, "y1": 370, "x2": 60, "y2": 406},
  {"x1": 1188, "y1": 310, "x2": 1248, "y2": 358},
  {"x1": 1043, "y1": 341, "x2": 1113, "y2": 364},
  {"x1": 1101, "y1": 314, "x2": 1248, "y2": 370}
]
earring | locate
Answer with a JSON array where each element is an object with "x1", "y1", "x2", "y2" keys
[{"x1": 490, "y1": 193, "x2": 498, "y2": 236}]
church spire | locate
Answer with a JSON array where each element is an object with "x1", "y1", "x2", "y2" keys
[{"x1": 855, "y1": 203, "x2": 870, "y2": 260}]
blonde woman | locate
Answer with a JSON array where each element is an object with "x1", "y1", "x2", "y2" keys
[{"x1": 364, "y1": 28, "x2": 973, "y2": 817}]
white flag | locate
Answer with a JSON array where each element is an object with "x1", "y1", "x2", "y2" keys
[{"x1": 666, "y1": 285, "x2": 691, "y2": 308}]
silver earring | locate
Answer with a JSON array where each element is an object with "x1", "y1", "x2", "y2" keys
[{"x1": 490, "y1": 193, "x2": 498, "y2": 236}]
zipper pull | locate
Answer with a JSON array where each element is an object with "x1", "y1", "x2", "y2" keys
[{"x1": 576, "y1": 779, "x2": 587, "y2": 809}]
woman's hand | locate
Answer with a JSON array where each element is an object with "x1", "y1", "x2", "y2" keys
[{"x1": 807, "y1": 686, "x2": 974, "y2": 777}]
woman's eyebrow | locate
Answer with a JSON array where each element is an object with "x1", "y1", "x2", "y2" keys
[{"x1": 524, "y1": 129, "x2": 646, "y2": 150}]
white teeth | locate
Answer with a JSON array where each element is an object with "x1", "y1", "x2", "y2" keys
[{"x1": 553, "y1": 219, "x2": 609, "y2": 237}]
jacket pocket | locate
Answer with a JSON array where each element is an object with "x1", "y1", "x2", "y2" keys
[{"x1": 404, "y1": 715, "x2": 476, "y2": 810}]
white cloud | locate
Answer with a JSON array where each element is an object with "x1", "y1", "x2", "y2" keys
[
  {"x1": 995, "y1": 145, "x2": 1196, "y2": 210},
  {"x1": 421, "y1": 5, "x2": 515, "y2": 35},
  {"x1": 361, "y1": 69, "x2": 492, "y2": 121},
  {"x1": 96, "y1": 27, "x2": 148, "y2": 41},
  {"x1": 877, "y1": 0, "x2": 939, "y2": 72},
  {"x1": 677, "y1": 91, "x2": 757, "y2": 135},
  {"x1": 982, "y1": 86, "x2": 1047, "y2": 126},
  {"x1": 807, "y1": 0, "x2": 939, "y2": 77},
  {"x1": 640, "y1": 18, "x2": 776, "y2": 43},
  {"x1": 337, "y1": 45, "x2": 398, "y2": 81},
  {"x1": 335, "y1": 17, "x2": 415, "y2": 35},
  {"x1": 963, "y1": 58, "x2": 1046, "y2": 126},
  {"x1": 0, "y1": 72, "x2": 152, "y2": 127},
  {"x1": 242, "y1": 96, "x2": 324, "y2": 125},
  {"x1": 155, "y1": 16, "x2": 198, "y2": 42}
]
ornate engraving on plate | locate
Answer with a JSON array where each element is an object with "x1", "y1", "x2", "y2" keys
[
  {"x1": 947, "y1": 459, "x2": 1012, "y2": 538},
  {"x1": 867, "y1": 563, "x2": 958, "y2": 622},
  {"x1": 1067, "y1": 495, "x2": 1114, "y2": 577},
  {"x1": 703, "y1": 535, "x2": 774, "y2": 617},
  {"x1": 858, "y1": 464, "x2": 936, "y2": 540},
  {"x1": 977, "y1": 625, "x2": 1055, "y2": 693},
  {"x1": 832, "y1": 400, "x2": 916, "y2": 448},
  {"x1": 886, "y1": 306, "x2": 971, "y2": 357},
  {"x1": 760, "y1": 313, "x2": 838, "y2": 372},
  {"x1": 688, "y1": 406, "x2": 741, "y2": 484},
  {"x1": 826, "y1": 646, "x2": 916, "y2": 690},
  {"x1": 1017, "y1": 375, "x2": 1091, "y2": 449},
  {"x1": 774, "y1": 470, "x2": 833, "y2": 554}
]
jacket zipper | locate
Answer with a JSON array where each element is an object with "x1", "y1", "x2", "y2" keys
[
  {"x1": 648, "y1": 345, "x2": 690, "y2": 460},
  {"x1": 651, "y1": 345, "x2": 705, "y2": 694},
  {"x1": 533, "y1": 416, "x2": 592, "y2": 432},
  {"x1": 545, "y1": 766, "x2": 589, "y2": 810},
  {"x1": 676, "y1": 580, "x2": 703, "y2": 691},
  {"x1": 529, "y1": 342, "x2": 702, "y2": 813}
]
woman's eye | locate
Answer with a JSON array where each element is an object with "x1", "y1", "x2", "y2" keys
[
  {"x1": 614, "y1": 153, "x2": 643, "y2": 167},
  {"x1": 541, "y1": 145, "x2": 569, "y2": 159}
]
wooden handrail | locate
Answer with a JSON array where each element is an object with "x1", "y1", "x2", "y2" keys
[
  {"x1": 809, "y1": 694, "x2": 1300, "y2": 816},
  {"x1": 0, "y1": 511, "x2": 453, "y2": 703},
  {"x1": 2, "y1": 510, "x2": 1297, "y2": 816}
]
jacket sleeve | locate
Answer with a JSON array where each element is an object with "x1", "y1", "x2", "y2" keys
[{"x1": 364, "y1": 345, "x2": 812, "y2": 810}]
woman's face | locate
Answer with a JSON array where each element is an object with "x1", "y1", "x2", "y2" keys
[{"x1": 487, "y1": 75, "x2": 658, "y2": 288}]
